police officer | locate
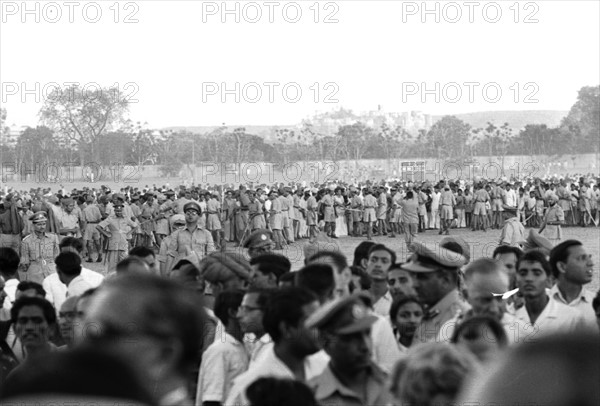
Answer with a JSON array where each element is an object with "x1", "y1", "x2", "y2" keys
[
  {"x1": 166, "y1": 201, "x2": 215, "y2": 272},
  {"x1": 306, "y1": 292, "x2": 394, "y2": 406},
  {"x1": 19, "y1": 212, "x2": 60, "y2": 284},
  {"x1": 401, "y1": 242, "x2": 468, "y2": 344},
  {"x1": 243, "y1": 229, "x2": 276, "y2": 259}
]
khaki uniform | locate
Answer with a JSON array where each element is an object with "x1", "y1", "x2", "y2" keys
[
  {"x1": 413, "y1": 289, "x2": 470, "y2": 344},
  {"x1": 19, "y1": 232, "x2": 60, "y2": 283},
  {"x1": 309, "y1": 363, "x2": 393, "y2": 406}
]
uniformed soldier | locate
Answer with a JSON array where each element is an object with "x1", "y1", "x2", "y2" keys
[
  {"x1": 362, "y1": 189, "x2": 377, "y2": 240},
  {"x1": 306, "y1": 292, "x2": 394, "y2": 406},
  {"x1": 19, "y1": 212, "x2": 60, "y2": 283},
  {"x1": 306, "y1": 188, "x2": 319, "y2": 243},
  {"x1": 539, "y1": 194, "x2": 564, "y2": 244},
  {"x1": 243, "y1": 229, "x2": 276, "y2": 259},
  {"x1": 350, "y1": 188, "x2": 363, "y2": 237},
  {"x1": 57, "y1": 198, "x2": 84, "y2": 241},
  {"x1": 165, "y1": 201, "x2": 216, "y2": 272},
  {"x1": 401, "y1": 242, "x2": 469, "y2": 344},
  {"x1": 472, "y1": 183, "x2": 490, "y2": 232},
  {"x1": 375, "y1": 186, "x2": 388, "y2": 236},
  {"x1": 82, "y1": 195, "x2": 103, "y2": 263},
  {"x1": 268, "y1": 190, "x2": 285, "y2": 250},
  {"x1": 205, "y1": 192, "x2": 223, "y2": 250},
  {"x1": 322, "y1": 188, "x2": 336, "y2": 238},
  {"x1": 96, "y1": 201, "x2": 139, "y2": 274},
  {"x1": 439, "y1": 185, "x2": 457, "y2": 235},
  {"x1": 248, "y1": 191, "x2": 266, "y2": 231}
]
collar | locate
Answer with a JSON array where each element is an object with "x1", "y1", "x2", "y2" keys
[
  {"x1": 424, "y1": 289, "x2": 463, "y2": 320},
  {"x1": 549, "y1": 283, "x2": 592, "y2": 304},
  {"x1": 313, "y1": 362, "x2": 386, "y2": 402}
]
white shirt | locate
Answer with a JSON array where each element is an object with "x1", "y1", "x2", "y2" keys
[
  {"x1": 372, "y1": 290, "x2": 393, "y2": 318},
  {"x1": 2, "y1": 278, "x2": 19, "y2": 309},
  {"x1": 549, "y1": 284, "x2": 599, "y2": 333},
  {"x1": 43, "y1": 267, "x2": 104, "y2": 311},
  {"x1": 245, "y1": 333, "x2": 274, "y2": 368},
  {"x1": 505, "y1": 189, "x2": 517, "y2": 207},
  {"x1": 67, "y1": 274, "x2": 94, "y2": 298},
  {"x1": 515, "y1": 294, "x2": 586, "y2": 341},
  {"x1": 196, "y1": 332, "x2": 249, "y2": 405},
  {"x1": 225, "y1": 346, "x2": 328, "y2": 406},
  {"x1": 431, "y1": 191, "x2": 441, "y2": 210},
  {"x1": 370, "y1": 312, "x2": 402, "y2": 373}
]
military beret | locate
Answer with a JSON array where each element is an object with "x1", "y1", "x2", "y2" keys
[
  {"x1": 243, "y1": 229, "x2": 274, "y2": 250},
  {"x1": 305, "y1": 292, "x2": 378, "y2": 335},
  {"x1": 401, "y1": 242, "x2": 466, "y2": 272},
  {"x1": 183, "y1": 201, "x2": 202, "y2": 213},
  {"x1": 30, "y1": 211, "x2": 48, "y2": 223}
]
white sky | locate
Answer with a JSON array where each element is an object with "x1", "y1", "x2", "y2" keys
[{"x1": 1, "y1": 0, "x2": 599, "y2": 128}]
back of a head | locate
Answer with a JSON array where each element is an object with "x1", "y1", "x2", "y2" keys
[
  {"x1": 391, "y1": 343, "x2": 478, "y2": 406},
  {"x1": 263, "y1": 287, "x2": 317, "y2": 344},
  {"x1": 296, "y1": 264, "x2": 335, "y2": 304},
  {"x1": 129, "y1": 246, "x2": 155, "y2": 259},
  {"x1": 59, "y1": 237, "x2": 84, "y2": 254},
  {"x1": 1, "y1": 346, "x2": 155, "y2": 405},
  {"x1": 246, "y1": 377, "x2": 318, "y2": 406},
  {"x1": 55, "y1": 252, "x2": 82, "y2": 277},
  {"x1": 250, "y1": 253, "x2": 291, "y2": 282},
  {"x1": 458, "y1": 332, "x2": 600, "y2": 406},
  {"x1": 116, "y1": 256, "x2": 150, "y2": 275},
  {"x1": 99, "y1": 273, "x2": 206, "y2": 374},
  {"x1": 307, "y1": 251, "x2": 348, "y2": 274},
  {"x1": 0, "y1": 247, "x2": 20, "y2": 277}
]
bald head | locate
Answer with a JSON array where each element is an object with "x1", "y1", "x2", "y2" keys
[{"x1": 463, "y1": 258, "x2": 509, "y2": 320}]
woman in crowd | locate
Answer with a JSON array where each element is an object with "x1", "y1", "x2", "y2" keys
[{"x1": 390, "y1": 295, "x2": 424, "y2": 352}]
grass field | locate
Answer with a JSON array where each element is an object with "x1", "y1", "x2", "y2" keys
[{"x1": 84, "y1": 226, "x2": 600, "y2": 292}]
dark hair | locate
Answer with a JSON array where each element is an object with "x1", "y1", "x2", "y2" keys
[
  {"x1": 593, "y1": 290, "x2": 600, "y2": 312},
  {"x1": 278, "y1": 272, "x2": 296, "y2": 286},
  {"x1": 390, "y1": 295, "x2": 423, "y2": 321},
  {"x1": 246, "y1": 377, "x2": 318, "y2": 406},
  {"x1": 116, "y1": 256, "x2": 149, "y2": 274},
  {"x1": 128, "y1": 246, "x2": 155, "y2": 259},
  {"x1": 1, "y1": 347, "x2": 155, "y2": 404},
  {"x1": 0, "y1": 247, "x2": 20, "y2": 276},
  {"x1": 367, "y1": 244, "x2": 397, "y2": 264},
  {"x1": 59, "y1": 237, "x2": 84, "y2": 254},
  {"x1": 16, "y1": 281, "x2": 46, "y2": 297},
  {"x1": 450, "y1": 315, "x2": 508, "y2": 347},
  {"x1": 10, "y1": 296, "x2": 56, "y2": 326},
  {"x1": 55, "y1": 252, "x2": 82, "y2": 277},
  {"x1": 493, "y1": 245, "x2": 523, "y2": 261},
  {"x1": 97, "y1": 274, "x2": 206, "y2": 374},
  {"x1": 349, "y1": 265, "x2": 372, "y2": 291},
  {"x1": 353, "y1": 241, "x2": 376, "y2": 267},
  {"x1": 517, "y1": 250, "x2": 552, "y2": 277},
  {"x1": 214, "y1": 289, "x2": 245, "y2": 326},
  {"x1": 549, "y1": 240, "x2": 583, "y2": 279},
  {"x1": 296, "y1": 264, "x2": 335, "y2": 304},
  {"x1": 307, "y1": 251, "x2": 348, "y2": 274},
  {"x1": 250, "y1": 254, "x2": 291, "y2": 282},
  {"x1": 263, "y1": 288, "x2": 317, "y2": 344},
  {"x1": 245, "y1": 288, "x2": 274, "y2": 310}
]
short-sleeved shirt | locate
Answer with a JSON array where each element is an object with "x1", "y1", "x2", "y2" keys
[
  {"x1": 413, "y1": 289, "x2": 470, "y2": 344},
  {"x1": 20, "y1": 232, "x2": 60, "y2": 265},
  {"x1": 196, "y1": 333, "x2": 249, "y2": 404},
  {"x1": 167, "y1": 225, "x2": 215, "y2": 259}
]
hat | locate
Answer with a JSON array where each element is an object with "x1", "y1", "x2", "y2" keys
[
  {"x1": 305, "y1": 292, "x2": 378, "y2": 335},
  {"x1": 303, "y1": 240, "x2": 340, "y2": 260},
  {"x1": 401, "y1": 242, "x2": 466, "y2": 272},
  {"x1": 114, "y1": 193, "x2": 125, "y2": 201},
  {"x1": 243, "y1": 229, "x2": 274, "y2": 250},
  {"x1": 183, "y1": 202, "x2": 202, "y2": 214},
  {"x1": 518, "y1": 229, "x2": 553, "y2": 255},
  {"x1": 311, "y1": 188, "x2": 318, "y2": 194},
  {"x1": 440, "y1": 236, "x2": 471, "y2": 264},
  {"x1": 61, "y1": 198, "x2": 74, "y2": 205},
  {"x1": 502, "y1": 204, "x2": 518, "y2": 212},
  {"x1": 170, "y1": 214, "x2": 186, "y2": 226},
  {"x1": 113, "y1": 201, "x2": 124, "y2": 208},
  {"x1": 30, "y1": 211, "x2": 48, "y2": 223}
]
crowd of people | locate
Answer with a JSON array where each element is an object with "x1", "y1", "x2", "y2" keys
[{"x1": 0, "y1": 172, "x2": 598, "y2": 405}]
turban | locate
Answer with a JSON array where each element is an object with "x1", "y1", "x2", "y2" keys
[{"x1": 199, "y1": 252, "x2": 251, "y2": 284}]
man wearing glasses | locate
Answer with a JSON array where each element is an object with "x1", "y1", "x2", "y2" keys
[{"x1": 166, "y1": 202, "x2": 216, "y2": 272}]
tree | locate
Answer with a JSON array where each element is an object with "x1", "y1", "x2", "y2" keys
[
  {"x1": 425, "y1": 116, "x2": 471, "y2": 160},
  {"x1": 560, "y1": 85, "x2": 600, "y2": 154},
  {"x1": 39, "y1": 84, "x2": 130, "y2": 165},
  {"x1": 337, "y1": 122, "x2": 375, "y2": 162}
]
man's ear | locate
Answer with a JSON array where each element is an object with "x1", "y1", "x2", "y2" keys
[
  {"x1": 361, "y1": 258, "x2": 368, "y2": 269},
  {"x1": 556, "y1": 261, "x2": 567, "y2": 276}
]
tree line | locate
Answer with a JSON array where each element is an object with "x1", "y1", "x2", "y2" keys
[{"x1": 0, "y1": 85, "x2": 598, "y2": 177}]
